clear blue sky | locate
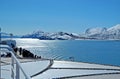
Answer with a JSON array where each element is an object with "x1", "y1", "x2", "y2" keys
[{"x1": 0, "y1": 0, "x2": 120, "y2": 35}]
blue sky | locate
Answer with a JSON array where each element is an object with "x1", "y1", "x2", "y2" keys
[{"x1": 0, "y1": 0, "x2": 120, "y2": 35}]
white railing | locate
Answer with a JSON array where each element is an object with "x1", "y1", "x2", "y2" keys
[{"x1": 1, "y1": 45, "x2": 31, "y2": 79}]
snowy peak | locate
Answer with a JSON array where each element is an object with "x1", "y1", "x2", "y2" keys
[
  {"x1": 22, "y1": 29, "x2": 45, "y2": 38},
  {"x1": 32, "y1": 30, "x2": 44, "y2": 34},
  {"x1": 22, "y1": 30, "x2": 80, "y2": 40},
  {"x1": 85, "y1": 24, "x2": 120, "y2": 40},
  {"x1": 85, "y1": 27, "x2": 107, "y2": 36},
  {"x1": 107, "y1": 24, "x2": 120, "y2": 35},
  {"x1": 107, "y1": 24, "x2": 120, "y2": 31},
  {"x1": 22, "y1": 24, "x2": 120, "y2": 40}
]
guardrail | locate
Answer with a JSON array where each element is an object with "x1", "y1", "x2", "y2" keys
[{"x1": 1, "y1": 45, "x2": 31, "y2": 79}]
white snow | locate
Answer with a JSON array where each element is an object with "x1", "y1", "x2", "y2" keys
[
  {"x1": 1, "y1": 60, "x2": 50, "y2": 79},
  {"x1": 1, "y1": 60, "x2": 120, "y2": 79},
  {"x1": 85, "y1": 27, "x2": 107, "y2": 36},
  {"x1": 85, "y1": 24, "x2": 120, "y2": 39},
  {"x1": 22, "y1": 60, "x2": 50, "y2": 76},
  {"x1": 69, "y1": 74, "x2": 120, "y2": 79},
  {"x1": 107, "y1": 24, "x2": 120, "y2": 31},
  {"x1": 57, "y1": 35, "x2": 72, "y2": 40},
  {"x1": 71, "y1": 33, "x2": 80, "y2": 37},
  {"x1": 52, "y1": 61, "x2": 120, "y2": 69},
  {"x1": 22, "y1": 24, "x2": 120, "y2": 40},
  {"x1": 33, "y1": 60, "x2": 120, "y2": 79},
  {"x1": 32, "y1": 69, "x2": 120, "y2": 79}
]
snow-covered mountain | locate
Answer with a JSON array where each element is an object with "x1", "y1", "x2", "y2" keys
[
  {"x1": 85, "y1": 27, "x2": 107, "y2": 38},
  {"x1": 22, "y1": 24, "x2": 120, "y2": 40},
  {"x1": 22, "y1": 31, "x2": 81, "y2": 40},
  {"x1": 85, "y1": 24, "x2": 120, "y2": 40}
]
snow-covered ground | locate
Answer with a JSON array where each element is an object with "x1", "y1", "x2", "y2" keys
[
  {"x1": 1, "y1": 59, "x2": 50, "y2": 79},
  {"x1": 1, "y1": 59, "x2": 120, "y2": 79},
  {"x1": 1, "y1": 43, "x2": 120, "y2": 79},
  {"x1": 32, "y1": 60, "x2": 120, "y2": 79},
  {"x1": 67, "y1": 74, "x2": 120, "y2": 79},
  {"x1": 52, "y1": 61, "x2": 120, "y2": 69}
]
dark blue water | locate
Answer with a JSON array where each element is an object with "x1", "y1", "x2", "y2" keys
[{"x1": 16, "y1": 39, "x2": 120, "y2": 66}]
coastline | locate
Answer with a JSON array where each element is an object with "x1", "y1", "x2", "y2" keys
[{"x1": 13, "y1": 38, "x2": 120, "y2": 66}]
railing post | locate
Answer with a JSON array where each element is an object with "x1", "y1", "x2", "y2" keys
[
  {"x1": 1, "y1": 46, "x2": 31, "y2": 79},
  {"x1": 0, "y1": 33, "x2": 32, "y2": 79},
  {"x1": 11, "y1": 55, "x2": 15, "y2": 79},
  {"x1": 16, "y1": 63, "x2": 20, "y2": 79}
]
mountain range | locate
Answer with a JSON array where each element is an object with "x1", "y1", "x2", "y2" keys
[
  {"x1": 22, "y1": 24, "x2": 120, "y2": 40},
  {"x1": 22, "y1": 31, "x2": 81, "y2": 40},
  {"x1": 85, "y1": 24, "x2": 120, "y2": 40}
]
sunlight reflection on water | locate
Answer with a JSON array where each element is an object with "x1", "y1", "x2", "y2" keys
[{"x1": 14, "y1": 38, "x2": 120, "y2": 66}]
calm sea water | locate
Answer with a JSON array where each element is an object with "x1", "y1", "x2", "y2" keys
[{"x1": 15, "y1": 38, "x2": 120, "y2": 66}]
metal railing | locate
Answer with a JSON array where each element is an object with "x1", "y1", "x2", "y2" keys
[
  {"x1": 0, "y1": 29, "x2": 31, "y2": 79},
  {"x1": 1, "y1": 45, "x2": 31, "y2": 79}
]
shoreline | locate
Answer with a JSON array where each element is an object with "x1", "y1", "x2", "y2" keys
[{"x1": 7, "y1": 38, "x2": 120, "y2": 41}]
